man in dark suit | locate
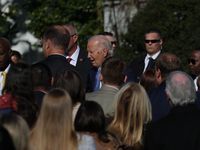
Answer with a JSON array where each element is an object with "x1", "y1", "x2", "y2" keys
[
  {"x1": 62, "y1": 22, "x2": 93, "y2": 71},
  {"x1": 129, "y1": 29, "x2": 163, "y2": 83},
  {"x1": 145, "y1": 71, "x2": 200, "y2": 150},
  {"x1": 36, "y1": 25, "x2": 92, "y2": 92},
  {"x1": 147, "y1": 53, "x2": 183, "y2": 121},
  {"x1": 0, "y1": 37, "x2": 12, "y2": 96}
]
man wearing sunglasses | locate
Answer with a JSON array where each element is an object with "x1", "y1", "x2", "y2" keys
[
  {"x1": 188, "y1": 48, "x2": 200, "y2": 90},
  {"x1": 129, "y1": 29, "x2": 163, "y2": 83}
]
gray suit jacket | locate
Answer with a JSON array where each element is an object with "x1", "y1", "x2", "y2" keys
[{"x1": 85, "y1": 86, "x2": 118, "y2": 115}]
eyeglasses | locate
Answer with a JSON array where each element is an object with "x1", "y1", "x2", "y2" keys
[
  {"x1": 187, "y1": 59, "x2": 200, "y2": 65},
  {"x1": 70, "y1": 33, "x2": 77, "y2": 37},
  {"x1": 111, "y1": 41, "x2": 117, "y2": 45},
  {"x1": 145, "y1": 40, "x2": 160, "y2": 43}
]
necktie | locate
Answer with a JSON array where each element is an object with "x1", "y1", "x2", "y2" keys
[
  {"x1": 94, "y1": 69, "x2": 101, "y2": 92},
  {"x1": 146, "y1": 57, "x2": 153, "y2": 70},
  {"x1": 67, "y1": 58, "x2": 72, "y2": 63},
  {"x1": 2, "y1": 71, "x2": 6, "y2": 88}
]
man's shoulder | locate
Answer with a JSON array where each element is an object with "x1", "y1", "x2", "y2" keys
[{"x1": 130, "y1": 54, "x2": 146, "y2": 64}]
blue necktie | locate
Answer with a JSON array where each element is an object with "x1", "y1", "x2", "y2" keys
[
  {"x1": 146, "y1": 57, "x2": 153, "y2": 70},
  {"x1": 94, "y1": 69, "x2": 101, "y2": 91}
]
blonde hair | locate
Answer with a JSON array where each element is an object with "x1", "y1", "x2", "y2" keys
[
  {"x1": 30, "y1": 88, "x2": 78, "y2": 150},
  {"x1": 108, "y1": 82, "x2": 152, "y2": 147},
  {"x1": 0, "y1": 114, "x2": 30, "y2": 150}
]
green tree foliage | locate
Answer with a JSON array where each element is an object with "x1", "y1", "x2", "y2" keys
[
  {"x1": 23, "y1": 0, "x2": 104, "y2": 49},
  {"x1": 115, "y1": 0, "x2": 200, "y2": 73},
  {"x1": 0, "y1": 3, "x2": 20, "y2": 38}
]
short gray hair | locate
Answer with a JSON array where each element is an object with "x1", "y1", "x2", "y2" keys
[
  {"x1": 62, "y1": 22, "x2": 77, "y2": 35},
  {"x1": 166, "y1": 71, "x2": 196, "y2": 106},
  {"x1": 88, "y1": 35, "x2": 113, "y2": 56}
]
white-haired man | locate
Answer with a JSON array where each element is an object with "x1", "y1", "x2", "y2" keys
[{"x1": 145, "y1": 71, "x2": 200, "y2": 150}]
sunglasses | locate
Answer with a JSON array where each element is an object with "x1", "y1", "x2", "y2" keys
[
  {"x1": 111, "y1": 41, "x2": 117, "y2": 45},
  {"x1": 187, "y1": 59, "x2": 200, "y2": 65},
  {"x1": 145, "y1": 40, "x2": 160, "y2": 43}
]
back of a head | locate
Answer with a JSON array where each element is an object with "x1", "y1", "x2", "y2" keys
[
  {"x1": 101, "y1": 57, "x2": 126, "y2": 86},
  {"x1": 155, "y1": 53, "x2": 183, "y2": 79},
  {"x1": 88, "y1": 35, "x2": 113, "y2": 56},
  {"x1": 140, "y1": 69, "x2": 158, "y2": 91},
  {"x1": 4, "y1": 63, "x2": 34, "y2": 94},
  {"x1": 32, "y1": 63, "x2": 52, "y2": 91},
  {"x1": 11, "y1": 50, "x2": 21, "y2": 62},
  {"x1": 62, "y1": 22, "x2": 77, "y2": 35},
  {"x1": 0, "y1": 114, "x2": 29, "y2": 150},
  {"x1": 42, "y1": 25, "x2": 70, "y2": 51},
  {"x1": 109, "y1": 82, "x2": 152, "y2": 146},
  {"x1": 40, "y1": 88, "x2": 73, "y2": 125},
  {"x1": 166, "y1": 71, "x2": 196, "y2": 106},
  {"x1": 75, "y1": 101, "x2": 108, "y2": 142},
  {"x1": 52, "y1": 69, "x2": 85, "y2": 105},
  {"x1": 30, "y1": 88, "x2": 77, "y2": 150},
  {"x1": 0, "y1": 125, "x2": 15, "y2": 150}
]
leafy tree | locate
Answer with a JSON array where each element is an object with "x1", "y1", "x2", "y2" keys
[
  {"x1": 115, "y1": 0, "x2": 200, "y2": 73},
  {"x1": 0, "y1": 3, "x2": 20, "y2": 38},
  {"x1": 23, "y1": 0, "x2": 104, "y2": 49}
]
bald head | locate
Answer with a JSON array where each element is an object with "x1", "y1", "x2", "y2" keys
[
  {"x1": 42, "y1": 25, "x2": 70, "y2": 51},
  {"x1": 166, "y1": 71, "x2": 196, "y2": 106},
  {"x1": 0, "y1": 37, "x2": 12, "y2": 71},
  {"x1": 155, "y1": 53, "x2": 182, "y2": 80}
]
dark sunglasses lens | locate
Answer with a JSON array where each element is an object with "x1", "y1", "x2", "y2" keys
[
  {"x1": 188, "y1": 59, "x2": 196, "y2": 65},
  {"x1": 151, "y1": 40, "x2": 159, "y2": 43},
  {"x1": 111, "y1": 41, "x2": 116, "y2": 45},
  {"x1": 145, "y1": 40, "x2": 160, "y2": 43}
]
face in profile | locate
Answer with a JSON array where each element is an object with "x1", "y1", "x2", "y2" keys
[
  {"x1": 0, "y1": 39, "x2": 12, "y2": 70},
  {"x1": 189, "y1": 50, "x2": 200, "y2": 75},
  {"x1": 87, "y1": 40, "x2": 107, "y2": 69},
  {"x1": 145, "y1": 33, "x2": 162, "y2": 56}
]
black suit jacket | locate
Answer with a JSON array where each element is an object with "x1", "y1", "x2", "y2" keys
[
  {"x1": 145, "y1": 104, "x2": 200, "y2": 150},
  {"x1": 36, "y1": 54, "x2": 92, "y2": 92},
  {"x1": 76, "y1": 47, "x2": 93, "y2": 71},
  {"x1": 129, "y1": 51, "x2": 162, "y2": 83}
]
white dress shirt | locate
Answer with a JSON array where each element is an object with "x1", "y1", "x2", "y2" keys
[{"x1": 66, "y1": 46, "x2": 80, "y2": 66}]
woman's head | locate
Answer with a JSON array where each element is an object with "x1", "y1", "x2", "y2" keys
[
  {"x1": 114, "y1": 82, "x2": 152, "y2": 127},
  {"x1": 53, "y1": 69, "x2": 85, "y2": 105},
  {"x1": 0, "y1": 114, "x2": 30, "y2": 150},
  {"x1": 75, "y1": 101, "x2": 109, "y2": 142},
  {"x1": 3, "y1": 63, "x2": 34, "y2": 95},
  {"x1": 40, "y1": 88, "x2": 73, "y2": 127},
  {"x1": 140, "y1": 69, "x2": 158, "y2": 91},
  {"x1": 108, "y1": 82, "x2": 152, "y2": 146},
  {"x1": 30, "y1": 88, "x2": 77, "y2": 150}
]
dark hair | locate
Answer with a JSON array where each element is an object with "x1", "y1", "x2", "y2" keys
[
  {"x1": 41, "y1": 25, "x2": 70, "y2": 51},
  {"x1": 74, "y1": 101, "x2": 109, "y2": 143},
  {"x1": 53, "y1": 69, "x2": 85, "y2": 105},
  {"x1": 140, "y1": 69, "x2": 158, "y2": 91},
  {"x1": 101, "y1": 57, "x2": 126, "y2": 86},
  {"x1": 155, "y1": 53, "x2": 183, "y2": 79},
  {"x1": 98, "y1": 32, "x2": 113, "y2": 37},
  {"x1": 0, "y1": 125, "x2": 15, "y2": 150},
  {"x1": 11, "y1": 50, "x2": 21, "y2": 61},
  {"x1": 145, "y1": 29, "x2": 162, "y2": 39},
  {"x1": 3, "y1": 63, "x2": 38, "y2": 128},
  {"x1": 31, "y1": 63, "x2": 52, "y2": 91}
]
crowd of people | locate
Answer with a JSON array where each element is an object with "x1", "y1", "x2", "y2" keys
[{"x1": 0, "y1": 24, "x2": 199, "y2": 150}]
